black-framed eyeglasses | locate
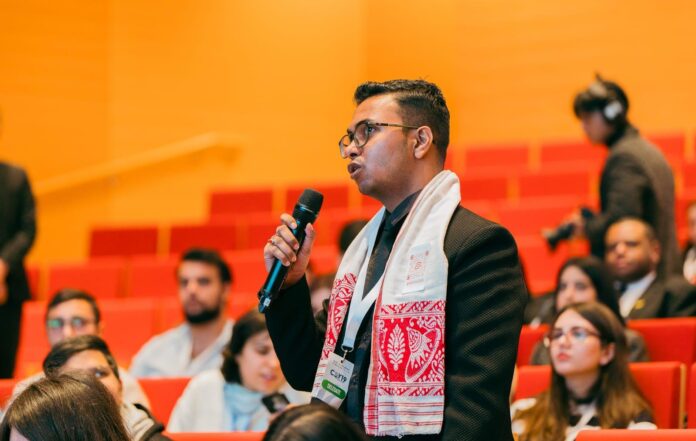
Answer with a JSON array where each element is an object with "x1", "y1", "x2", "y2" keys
[
  {"x1": 46, "y1": 317, "x2": 96, "y2": 332},
  {"x1": 338, "y1": 121, "x2": 419, "y2": 158},
  {"x1": 543, "y1": 326, "x2": 602, "y2": 348}
]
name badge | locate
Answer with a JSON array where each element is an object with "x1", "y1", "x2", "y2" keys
[{"x1": 315, "y1": 352, "x2": 354, "y2": 409}]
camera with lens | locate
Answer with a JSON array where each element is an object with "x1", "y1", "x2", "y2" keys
[{"x1": 543, "y1": 207, "x2": 595, "y2": 251}]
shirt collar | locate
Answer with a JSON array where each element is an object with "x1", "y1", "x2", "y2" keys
[{"x1": 383, "y1": 190, "x2": 421, "y2": 230}]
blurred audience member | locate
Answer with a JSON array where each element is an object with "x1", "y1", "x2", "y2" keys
[
  {"x1": 569, "y1": 75, "x2": 679, "y2": 277},
  {"x1": 605, "y1": 217, "x2": 696, "y2": 319},
  {"x1": 338, "y1": 219, "x2": 368, "y2": 259},
  {"x1": 0, "y1": 372, "x2": 130, "y2": 441},
  {"x1": 168, "y1": 310, "x2": 309, "y2": 432},
  {"x1": 529, "y1": 256, "x2": 647, "y2": 364},
  {"x1": 11, "y1": 288, "x2": 149, "y2": 407},
  {"x1": 43, "y1": 335, "x2": 170, "y2": 441},
  {"x1": 130, "y1": 248, "x2": 233, "y2": 377},
  {"x1": 308, "y1": 272, "x2": 334, "y2": 316},
  {"x1": 683, "y1": 201, "x2": 696, "y2": 284},
  {"x1": 263, "y1": 403, "x2": 369, "y2": 441},
  {"x1": 511, "y1": 302, "x2": 655, "y2": 441},
  {"x1": 0, "y1": 156, "x2": 36, "y2": 379}
]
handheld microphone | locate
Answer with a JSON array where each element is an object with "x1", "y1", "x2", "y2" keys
[{"x1": 258, "y1": 189, "x2": 323, "y2": 313}]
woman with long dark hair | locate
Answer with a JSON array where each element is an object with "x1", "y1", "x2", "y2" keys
[
  {"x1": 529, "y1": 256, "x2": 648, "y2": 364},
  {"x1": 167, "y1": 309, "x2": 309, "y2": 432},
  {"x1": 512, "y1": 302, "x2": 655, "y2": 440}
]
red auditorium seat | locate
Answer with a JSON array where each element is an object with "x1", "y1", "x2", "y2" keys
[
  {"x1": 459, "y1": 175, "x2": 509, "y2": 201},
  {"x1": 647, "y1": 133, "x2": 686, "y2": 167},
  {"x1": 25, "y1": 264, "x2": 40, "y2": 299},
  {"x1": 516, "y1": 362, "x2": 684, "y2": 428},
  {"x1": 515, "y1": 235, "x2": 572, "y2": 294},
  {"x1": 576, "y1": 430, "x2": 696, "y2": 440},
  {"x1": 99, "y1": 298, "x2": 158, "y2": 365},
  {"x1": 138, "y1": 377, "x2": 191, "y2": 425},
  {"x1": 224, "y1": 250, "x2": 269, "y2": 293},
  {"x1": 0, "y1": 379, "x2": 16, "y2": 409},
  {"x1": 46, "y1": 257, "x2": 126, "y2": 299},
  {"x1": 682, "y1": 163, "x2": 696, "y2": 192},
  {"x1": 539, "y1": 139, "x2": 606, "y2": 170},
  {"x1": 165, "y1": 433, "x2": 264, "y2": 441},
  {"x1": 89, "y1": 226, "x2": 159, "y2": 257},
  {"x1": 517, "y1": 170, "x2": 592, "y2": 199},
  {"x1": 169, "y1": 223, "x2": 238, "y2": 254},
  {"x1": 242, "y1": 213, "x2": 287, "y2": 250},
  {"x1": 127, "y1": 255, "x2": 179, "y2": 298},
  {"x1": 517, "y1": 325, "x2": 548, "y2": 366},
  {"x1": 461, "y1": 142, "x2": 530, "y2": 174},
  {"x1": 285, "y1": 183, "x2": 350, "y2": 213},
  {"x1": 496, "y1": 196, "x2": 588, "y2": 238},
  {"x1": 688, "y1": 364, "x2": 696, "y2": 428},
  {"x1": 208, "y1": 187, "x2": 274, "y2": 220},
  {"x1": 628, "y1": 318, "x2": 696, "y2": 366},
  {"x1": 14, "y1": 301, "x2": 48, "y2": 378}
]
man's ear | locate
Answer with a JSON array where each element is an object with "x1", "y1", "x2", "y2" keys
[{"x1": 413, "y1": 126, "x2": 434, "y2": 159}]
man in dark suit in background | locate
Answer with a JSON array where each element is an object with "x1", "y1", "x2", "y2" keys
[
  {"x1": 605, "y1": 217, "x2": 695, "y2": 319},
  {"x1": 0, "y1": 158, "x2": 36, "y2": 378},
  {"x1": 570, "y1": 75, "x2": 679, "y2": 277},
  {"x1": 263, "y1": 80, "x2": 528, "y2": 440}
]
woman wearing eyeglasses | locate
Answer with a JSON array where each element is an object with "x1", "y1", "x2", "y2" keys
[
  {"x1": 511, "y1": 302, "x2": 655, "y2": 441},
  {"x1": 529, "y1": 256, "x2": 648, "y2": 365}
]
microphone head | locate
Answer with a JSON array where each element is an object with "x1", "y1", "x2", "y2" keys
[{"x1": 297, "y1": 188, "x2": 323, "y2": 215}]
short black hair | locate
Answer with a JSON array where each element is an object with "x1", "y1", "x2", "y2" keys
[
  {"x1": 220, "y1": 309, "x2": 268, "y2": 383},
  {"x1": 263, "y1": 403, "x2": 369, "y2": 441},
  {"x1": 609, "y1": 216, "x2": 657, "y2": 243},
  {"x1": 354, "y1": 79, "x2": 450, "y2": 160},
  {"x1": 573, "y1": 77, "x2": 629, "y2": 121},
  {"x1": 46, "y1": 288, "x2": 101, "y2": 324},
  {"x1": 180, "y1": 248, "x2": 232, "y2": 284},
  {"x1": 43, "y1": 335, "x2": 120, "y2": 382}
]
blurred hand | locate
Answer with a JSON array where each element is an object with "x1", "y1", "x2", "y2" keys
[
  {"x1": 0, "y1": 281, "x2": 7, "y2": 306},
  {"x1": 263, "y1": 213, "x2": 316, "y2": 289},
  {"x1": 566, "y1": 210, "x2": 586, "y2": 237}
]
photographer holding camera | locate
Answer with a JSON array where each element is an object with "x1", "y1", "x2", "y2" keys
[{"x1": 561, "y1": 75, "x2": 680, "y2": 277}]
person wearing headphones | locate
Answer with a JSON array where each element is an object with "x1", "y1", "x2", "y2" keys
[{"x1": 568, "y1": 75, "x2": 679, "y2": 277}]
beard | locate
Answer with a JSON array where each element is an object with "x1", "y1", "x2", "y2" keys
[{"x1": 184, "y1": 303, "x2": 223, "y2": 324}]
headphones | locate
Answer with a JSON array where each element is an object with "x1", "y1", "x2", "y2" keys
[{"x1": 585, "y1": 74, "x2": 625, "y2": 121}]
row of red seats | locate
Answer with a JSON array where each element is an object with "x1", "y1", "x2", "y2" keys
[
  {"x1": 24, "y1": 246, "x2": 339, "y2": 301},
  {"x1": 4, "y1": 362, "x2": 696, "y2": 430}
]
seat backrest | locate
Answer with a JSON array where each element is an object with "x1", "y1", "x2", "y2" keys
[
  {"x1": 0, "y1": 379, "x2": 17, "y2": 409},
  {"x1": 516, "y1": 362, "x2": 684, "y2": 428},
  {"x1": 138, "y1": 377, "x2": 191, "y2": 426},
  {"x1": 688, "y1": 364, "x2": 696, "y2": 428},
  {"x1": 165, "y1": 432, "x2": 264, "y2": 441},
  {"x1": 90, "y1": 226, "x2": 159, "y2": 258},
  {"x1": 576, "y1": 429, "x2": 696, "y2": 440},
  {"x1": 46, "y1": 257, "x2": 126, "y2": 299},
  {"x1": 629, "y1": 318, "x2": 696, "y2": 366},
  {"x1": 517, "y1": 325, "x2": 548, "y2": 366}
]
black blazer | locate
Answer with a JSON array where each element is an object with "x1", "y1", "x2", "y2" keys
[
  {"x1": 266, "y1": 206, "x2": 528, "y2": 441},
  {"x1": 585, "y1": 127, "x2": 679, "y2": 277},
  {"x1": 626, "y1": 275, "x2": 696, "y2": 319},
  {"x1": 0, "y1": 162, "x2": 36, "y2": 303}
]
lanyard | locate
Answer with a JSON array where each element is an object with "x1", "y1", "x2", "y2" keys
[{"x1": 340, "y1": 213, "x2": 384, "y2": 354}]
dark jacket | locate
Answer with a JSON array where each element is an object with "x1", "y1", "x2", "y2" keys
[
  {"x1": 266, "y1": 206, "x2": 528, "y2": 441},
  {"x1": 0, "y1": 162, "x2": 36, "y2": 303},
  {"x1": 625, "y1": 275, "x2": 696, "y2": 319},
  {"x1": 585, "y1": 126, "x2": 679, "y2": 277}
]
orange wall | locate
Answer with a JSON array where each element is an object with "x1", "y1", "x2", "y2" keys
[{"x1": 1, "y1": 0, "x2": 695, "y2": 262}]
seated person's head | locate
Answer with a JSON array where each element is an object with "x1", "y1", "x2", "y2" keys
[
  {"x1": 554, "y1": 256, "x2": 623, "y2": 324},
  {"x1": 45, "y1": 288, "x2": 102, "y2": 347},
  {"x1": 604, "y1": 217, "x2": 660, "y2": 283},
  {"x1": 178, "y1": 248, "x2": 232, "y2": 325},
  {"x1": 0, "y1": 372, "x2": 130, "y2": 441},
  {"x1": 263, "y1": 403, "x2": 368, "y2": 441},
  {"x1": 43, "y1": 335, "x2": 123, "y2": 406},
  {"x1": 309, "y1": 272, "x2": 335, "y2": 315},
  {"x1": 339, "y1": 220, "x2": 368, "y2": 256},
  {"x1": 221, "y1": 309, "x2": 284, "y2": 395}
]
